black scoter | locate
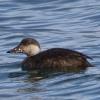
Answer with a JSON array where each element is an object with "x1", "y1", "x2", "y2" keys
[{"x1": 7, "y1": 38, "x2": 93, "y2": 72}]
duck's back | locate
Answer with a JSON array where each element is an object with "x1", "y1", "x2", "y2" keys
[{"x1": 22, "y1": 48, "x2": 92, "y2": 71}]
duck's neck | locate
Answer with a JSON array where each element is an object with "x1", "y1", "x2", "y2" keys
[{"x1": 26, "y1": 45, "x2": 41, "y2": 57}]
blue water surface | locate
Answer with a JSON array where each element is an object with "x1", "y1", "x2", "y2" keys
[{"x1": 0, "y1": 0, "x2": 100, "y2": 100}]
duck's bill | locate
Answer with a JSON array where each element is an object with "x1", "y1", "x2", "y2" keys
[{"x1": 7, "y1": 46, "x2": 23, "y2": 53}]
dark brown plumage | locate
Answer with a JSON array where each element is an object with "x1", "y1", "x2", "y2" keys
[
  {"x1": 22, "y1": 48, "x2": 92, "y2": 72},
  {"x1": 7, "y1": 38, "x2": 93, "y2": 72}
]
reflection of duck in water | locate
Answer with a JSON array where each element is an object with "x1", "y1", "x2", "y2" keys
[{"x1": 7, "y1": 38, "x2": 93, "y2": 72}]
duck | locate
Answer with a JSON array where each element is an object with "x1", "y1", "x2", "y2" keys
[{"x1": 7, "y1": 38, "x2": 93, "y2": 72}]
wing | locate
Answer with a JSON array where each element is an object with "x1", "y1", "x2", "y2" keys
[
  {"x1": 38, "y1": 48, "x2": 92, "y2": 59},
  {"x1": 33, "y1": 48, "x2": 92, "y2": 68},
  {"x1": 22, "y1": 48, "x2": 92, "y2": 71}
]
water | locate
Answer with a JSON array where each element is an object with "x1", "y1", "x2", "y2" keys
[{"x1": 0, "y1": 0, "x2": 100, "y2": 99}]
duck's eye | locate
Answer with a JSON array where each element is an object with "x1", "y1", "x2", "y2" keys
[
  {"x1": 18, "y1": 48, "x2": 21, "y2": 51},
  {"x1": 18, "y1": 48, "x2": 23, "y2": 52}
]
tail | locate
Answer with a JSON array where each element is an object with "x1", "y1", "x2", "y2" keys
[
  {"x1": 77, "y1": 50, "x2": 93, "y2": 60},
  {"x1": 85, "y1": 60, "x2": 94, "y2": 67},
  {"x1": 85, "y1": 55, "x2": 93, "y2": 60}
]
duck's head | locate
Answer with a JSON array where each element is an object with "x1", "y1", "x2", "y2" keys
[{"x1": 7, "y1": 38, "x2": 40, "y2": 56}]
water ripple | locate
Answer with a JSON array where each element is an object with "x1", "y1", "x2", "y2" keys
[{"x1": 0, "y1": 0, "x2": 100, "y2": 100}]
